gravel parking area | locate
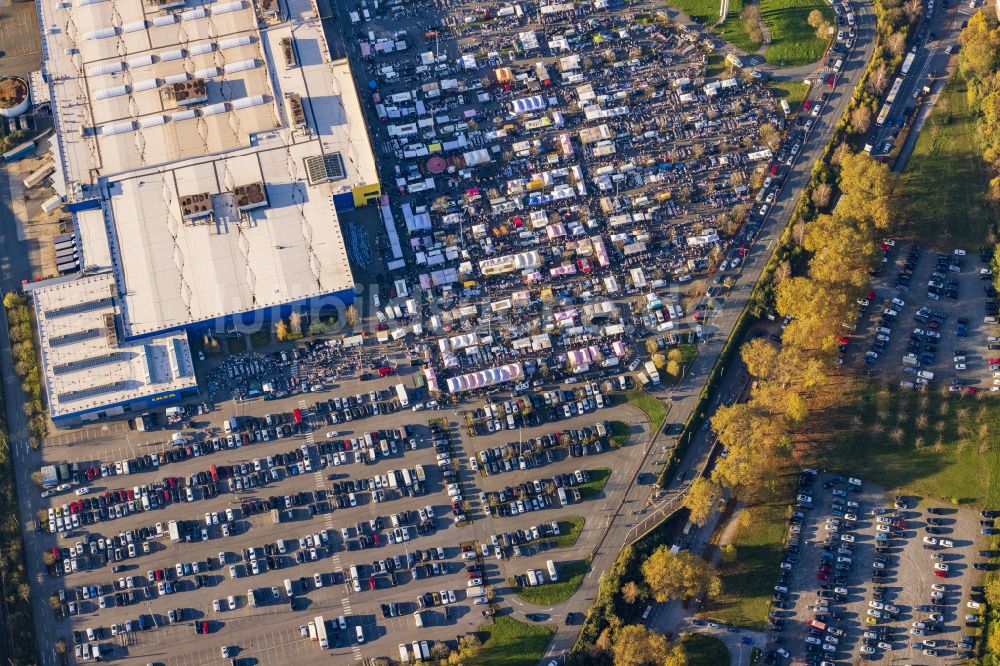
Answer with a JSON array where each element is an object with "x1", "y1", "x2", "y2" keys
[
  {"x1": 764, "y1": 471, "x2": 984, "y2": 665},
  {"x1": 854, "y1": 241, "x2": 999, "y2": 392}
]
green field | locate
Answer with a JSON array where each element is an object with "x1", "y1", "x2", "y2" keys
[
  {"x1": 703, "y1": 479, "x2": 792, "y2": 629},
  {"x1": 816, "y1": 383, "x2": 1000, "y2": 506},
  {"x1": 682, "y1": 633, "x2": 731, "y2": 665},
  {"x1": 550, "y1": 517, "x2": 585, "y2": 549},
  {"x1": 901, "y1": 74, "x2": 998, "y2": 248},
  {"x1": 769, "y1": 79, "x2": 810, "y2": 111},
  {"x1": 761, "y1": 0, "x2": 832, "y2": 66},
  {"x1": 471, "y1": 615, "x2": 555, "y2": 666},
  {"x1": 512, "y1": 558, "x2": 591, "y2": 605},
  {"x1": 626, "y1": 390, "x2": 667, "y2": 432},
  {"x1": 579, "y1": 468, "x2": 612, "y2": 500}
]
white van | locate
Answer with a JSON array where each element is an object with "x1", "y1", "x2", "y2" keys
[
  {"x1": 413, "y1": 610, "x2": 424, "y2": 628},
  {"x1": 284, "y1": 578, "x2": 294, "y2": 596}
]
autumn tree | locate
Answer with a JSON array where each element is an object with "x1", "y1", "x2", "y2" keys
[
  {"x1": 741, "y1": 4, "x2": 763, "y2": 43},
  {"x1": 958, "y1": 11, "x2": 1000, "y2": 85},
  {"x1": 741, "y1": 337, "x2": 780, "y2": 380},
  {"x1": 807, "y1": 9, "x2": 831, "y2": 39},
  {"x1": 850, "y1": 104, "x2": 872, "y2": 133},
  {"x1": 683, "y1": 477, "x2": 720, "y2": 526},
  {"x1": 867, "y1": 62, "x2": 890, "y2": 94},
  {"x1": 811, "y1": 182, "x2": 833, "y2": 210},
  {"x1": 641, "y1": 547, "x2": 721, "y2": 603},
  {"x1": 837, "y1": 151, "x2": 896, "y2": 230},
  {"x1": 611, "y1": 625, "x2": 686, "y2": 666},
  {"x1": 275, "y1": 319, "x2": 290, "y2": 341},
  {"x1": 886, "y1": 31, "x2": 906, "y2": 56},
  {"x1": 621, "y1": 581, "x2": 643, "y2": 604}
]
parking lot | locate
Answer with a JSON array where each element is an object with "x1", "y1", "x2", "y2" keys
[
  {"x1": 34, "y1": 363, "x2": 653, "y2": 665},
  {"x1": 855, "y1": 241, "x2": 999, "y2": 392},
  {"x1": 763, "y1": 471, "x2": 990, "y2": 665}
]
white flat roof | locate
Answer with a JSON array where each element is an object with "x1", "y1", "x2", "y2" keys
[
  {"x1": 40, "y1": 0, "x2": 379, "y2": 335},
  {"x1": 30, "y1": 273, "x2": 198, "y2": 418}
]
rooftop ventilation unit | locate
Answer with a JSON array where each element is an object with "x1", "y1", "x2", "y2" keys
[
  {"x1": 233, "y1": 182, "x2": 267, "y2": 211},
  {"x1": 253, "y1": 0, "x2": 281, "y2": 22},
  {"x1": 179, "y1": 192, "x2": 212, "y2": 220},
  {"x1": 164, "y1": 79, "x2": 207, "y2": 106},
  {"x1": 285, "y1": 93, "x2": 306, "y2": 129},
  {"x1": 280, "y1": 37, "x2": 296, "y2": 67},
  {"x1": 144, "y1": 0, "x2": 185, "y2": 9}
]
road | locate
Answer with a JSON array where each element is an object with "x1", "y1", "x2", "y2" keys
[
  {"x1": 890, "y1": 0, "x2": 974, "y2": 170},
  {"x1": 869, "y1": 0, "x2": 974, "y2": 158}
]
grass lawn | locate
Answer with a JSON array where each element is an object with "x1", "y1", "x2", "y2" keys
[
  {"x1": 471, "y1": 615, "x2": 555, "y2": 666},
  {"x1": 579, "y1": 468, "x2": 612, "y2": 500},
  {"x1": 900, "y1": 73, "x2": 998, "y2": 248},
  {"x1": 769, "y1": 79, "x2": 810, "y2": 112},
  {"x1": 815, "y1": 382, "x2": 1000, "y2": 507},
  {"x1": 668, "y1": 0, "x2": 759, "y2": 53},
  {"x1": 626, "y1": 390, "x2": 667, "y2": 432},
  {"x1": 761, "y1": 0, "x2": 832, "y2": 66},
  {"x1": 609, "y1": 421, "x2": 631, "y2": 448},
  {"x1": 682, "y1": 633, "x2": 731, "y2": 665},
  {"x1": 550, "y1": 517, "x2": 585, "y2": 549},
  {"x1": 512, "y1": 557, "x2": 591, "y2": 605},
  {"x1": 703, "y1": 477, "x2": 793, "y2": 629}
]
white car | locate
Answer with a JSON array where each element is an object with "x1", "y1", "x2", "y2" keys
[
  {"x1": 923, "y1": 537, "x2": 938, "y2": 546},
  {"x1": 939, "y1": 539, "x2": 954, "y2": 548},
  {"x1": 75, "y1": 487, "x2": 90, "y2": 496},
  {"x1": 969, "y1": 601, "x2": 982, "y2": 609}
]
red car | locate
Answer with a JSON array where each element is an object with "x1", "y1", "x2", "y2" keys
[
  {"x1": 802, "y1": 100, "x2": 812, "y2": 111},
  {"x1": 51, "y1": 547, "x2": 61, "y2": 561},
  {"x1": 964, "y1": 387, "x2": 977, "y2": 395},
  {"x1": 825, "y1": 73, "x2": 836, "y2": 87},
  {"x1": 934, "y1": 569, "x2": 946, "y2": 578},
  {"x1": 817, "y1": 572, "x2": 830, "y2": 581},
  {"x1": 372, "y1": 533, "x2": 380, "y2": 546},
  {"x1": 368, "y1": 577, "x2": 377, "y2": 590},
  {"x1": 197, "y1": 621, "x2": 209, "y2": 634}
]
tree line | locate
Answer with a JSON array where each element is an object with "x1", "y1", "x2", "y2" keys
[
  {"x1": 4, "y1": 293, "x2": 47, "y2": 445},
  {"x1": 958, "y1": 11, "x2": 1000, "y2": 203},
  {"x1": 0, "y1": 298, "x2": 40, "y2": 664},
  {"x1": 684, "y1": 151, "x2": 896, "y2": 519}
]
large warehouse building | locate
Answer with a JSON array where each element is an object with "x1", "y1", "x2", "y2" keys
[{"x1": 28, "y1": 0, "x2": 380, "y2": 426}]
